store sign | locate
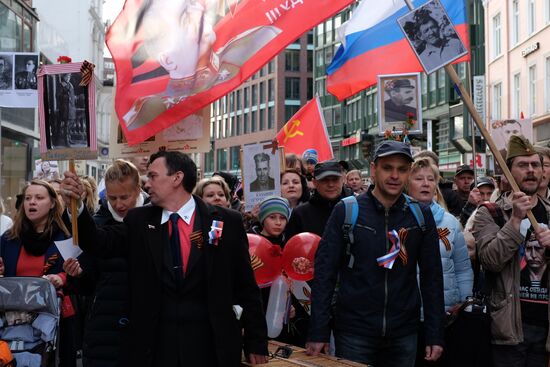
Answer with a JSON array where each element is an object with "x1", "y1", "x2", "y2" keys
[
  {"x1": 473, "y1": 76, "x2": 485, "y2": 122},
  {"x1": 465, "y1": 153, "x2": 487, "y2": 175},
  {"x1": 341, "y1": 130, "x2": 362, "y2": 147},
  {"x1": 522, "y1": 42, "x2": 540, "y2": 57}
]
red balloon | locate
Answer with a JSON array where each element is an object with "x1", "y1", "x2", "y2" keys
[
  {"x1": 282, "y1": 232, "x2": 321, "y2": 281},
  {"x1": 247, "y1": 234, "x2": 282, "y2": 286}
]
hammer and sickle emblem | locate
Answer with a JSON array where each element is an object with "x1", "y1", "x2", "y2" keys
[{"x1": 282, "y1": 119, "x2": 304, "y2": 144}]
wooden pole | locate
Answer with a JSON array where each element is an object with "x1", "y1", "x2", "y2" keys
[
  {"x1": 444, "y1": 65, "x2": 538, "y2": 230},
  {"x1": 69, "y1": 159, "x2": 79, "y2": 245},
  {"x1": 401, "y1": 0, "x2": 539, "y2": 230}
]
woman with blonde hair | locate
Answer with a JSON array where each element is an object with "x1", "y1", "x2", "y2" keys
[
  {"x1": 0, "y1": 197, "x2": 13, "y2": 236},
  {"x1": 193, "y1": 176, "x2": 231, "y2": 208}
]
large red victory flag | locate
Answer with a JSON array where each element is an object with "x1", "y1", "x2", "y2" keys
[
  {"x1": 108, "y1": 0, "x2": 355, "y2": 145},
  {"x1": 276, "y1": 97, "x2": 333, "y2": 162}
]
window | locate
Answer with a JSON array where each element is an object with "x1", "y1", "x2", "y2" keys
[
  {"x1": 252, "y1": 84, "x2": 257, "y2": 105},
  {"x1": 492, "y1": 83, "x2": 502, "y2": 119},
  {"x1": 285, "y1": 50, "x2": 300, "y2": 71},
  {"x1": 307, "y1": 50, "x2": 313, "y2": 72},
  {"x1": 512, "y1": 73, "x2": 521, "y2": 118},
  {"x1": 251, "y1": 111, "x2": 257, "y2": 132},
  {"x1": 259, "y1": 109, "x2": 266, "y2": 130},
  {"x1": 492, "y1": 13, "x2": 501, "y2": 59},
  {"x1": 259, "y1": 82, "x2": 265, "y2": 103},
  {"x1": 268, "y1": 107, "x2": 275, "y2": 129},
  {"x1": 236, "y1": 90, "x2": 242, "y2": 110},
  {"x1": 204, "y1": 150, "x2": 214, "y2": 173},
  {"x1": 244, "y1": 87, "x2": 249, "y2": 106},
  {"x1": 230, "y1": 146, "x2": 240, "y2": 170},
  {"x1": 243, "y1": 113, "x2": 249, "y2": 134},
  {"x1": 216, "y1": 149, "x2": 228, "y2": 171},
  {"x1": 236, "y1": 116, "x2": 242, "y2": 135},
  {"x1": 230, "y1": 116, "x2": 236, "y2": 137},
  {"x1": 268, "y1": 79, "x2": 274, "y2": 101},
  {"x1": 546, "y1": 57, "x2": 550, "y2": 112},
  {"x1": 307, "y1": 78, "x2": 313, "y2": 99},
  {"x1": 511, "y1": 0, "x2": 520, "y2": 45},
  {"x1": 285, "y1": 105, "x2": 300, "y2": 121},
  {"x1": 529, "y1": 65, "x2": 537, "y2": 115},
  {"x1": 285, "y1": 77, "x2": 300, "y2": 99},
  {"x1": 528, "y1": 0, "x2": 536, "y2": 34},
  {"x1": 324, "y1": 45, "x2": 333, "y2": 64}
]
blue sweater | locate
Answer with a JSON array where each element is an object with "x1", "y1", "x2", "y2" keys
[{"x1": 430, "y1": 202, "x2": 473, "y2": 310}]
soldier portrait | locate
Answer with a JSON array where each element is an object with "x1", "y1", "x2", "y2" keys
[
  {"x1": 14, "y1": 54, "x2": 38, "y2": 90},
  {"x1": 398, "y1": 0, "x2": 467, "y2": 75},
  {"x1": 378, "y1": 73, "x2": 422, "y2": 134}
]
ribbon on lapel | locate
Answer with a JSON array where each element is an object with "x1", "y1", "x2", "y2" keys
[{"x1": 437, "y1": 228, "x2": 451, "y2": 251}]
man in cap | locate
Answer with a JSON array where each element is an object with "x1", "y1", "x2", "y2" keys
[
  {"x1": 473, "y1": 135, "x2": 550, "y2": 366},
  {"x1": 307, "y1": 140, "x2": 444, "y2": 367},
  {"x1": 384, "y1": 79, "x2": 417, "y2": 122},
  {"x1": 286, "y1": 160, "x2": 349, "y2": 239},
  {"x1": 536, "y1": 146, "x2": 550, "y2": 200},
  {"x1": 459, "y1": 176, "x2": 496, "y2": 227}
]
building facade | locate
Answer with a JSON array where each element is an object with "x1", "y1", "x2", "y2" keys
[
  {"x1": 0, "y1": 0, "x2": 39, "y2": 216},
  {"x1": 199, "y1": 33, "x2": 313, "y2": 177},
  {"x1": 485, "y1": 0, "x2": 550, "y2": 145}
]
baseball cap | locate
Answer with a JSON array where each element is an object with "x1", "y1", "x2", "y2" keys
[
  {"x1": 373, "y1": 141, "x2": 414, "y2": 162},
  {"x1": 455, "y1": 164, "x2": 474, "y2": 177},
  {"x1": 313, "y1": 161, "x2": 343, "y2": 180},
  {"x1": 473, "y1": 177, "x2": 495, "y2": 189}
]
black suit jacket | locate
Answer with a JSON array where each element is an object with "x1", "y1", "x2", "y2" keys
[
  {"x1": 249, "y1": 177, "x2": 275, "y2": 192},
  {"x1": 74, "y1": 196, "x2": 267, "y2": 367}
]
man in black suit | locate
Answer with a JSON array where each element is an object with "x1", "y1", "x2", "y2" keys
[
  {"x1": 249, "y1": 152, "x2": 275, "y2": 192},
  {"x1": 384, "y1": 79, "x2": 417, "y2": 123},
  {"x1": 61, "y1": 151, "x2": 268, "y2": 367}
]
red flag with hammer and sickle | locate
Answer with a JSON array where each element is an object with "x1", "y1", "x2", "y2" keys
[{"x1": 276, "y1": 96, "x2": 333, "y2": 162}]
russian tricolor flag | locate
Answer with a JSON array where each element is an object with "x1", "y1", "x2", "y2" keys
[{"x1": 327, "y1": 0, "x2": 470, "y2": 101}]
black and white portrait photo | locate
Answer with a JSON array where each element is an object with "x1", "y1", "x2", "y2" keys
[
  {"x1": 0, "y1": 54, "x2": 13, "y2": 90},
  {"x1": 398, "y1": 0, "x2": 467, "y2": 75},
  {"x1": 378, "y1": 73, "x2": 422, "y2": 134},
  {"x1": 243, "y1": 143, "x2": 282, "y2": 211},
  {"x1": 14, "y1": 54, "x2": 38, "y2": 90},
  {"x1": 490, "y1": 118, "x2": 533, "y2": 151},
  {"x1": 43, "y1": 72, "x2": 90, "y2": 150},
  {"x1": 250, "y1": 153, "x2": 276, "y2": 192}
]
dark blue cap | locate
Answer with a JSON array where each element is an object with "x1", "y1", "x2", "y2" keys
[{"x1": 373, "y1": 141, "x2": 414, "y2": 162}]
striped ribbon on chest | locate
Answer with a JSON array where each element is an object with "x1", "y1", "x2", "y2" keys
[
  {"x1": 377, "y1": 228, "x2": 408, "y2": 269},
  {"x1": 437, "y1": 228, "x2": 451, "y2": 251}
]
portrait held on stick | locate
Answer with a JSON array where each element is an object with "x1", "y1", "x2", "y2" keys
[
  {"x1": 242, "y1": 143, "x2": 283, "y2": 211},
  {"x1": 378, "y1": 73, "x2": 422, "y2": 135},
  {"x1": 38, "y1": 62, "x2": 97, "y2": 160},
  {"x1": 398, "y1": 0, "x2": 468, "y2": 75}
]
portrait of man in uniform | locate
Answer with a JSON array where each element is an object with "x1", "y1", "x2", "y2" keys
[
  {"x1": 490, "y1": 119, "x2": 532, "y2": 151},
  {"x1": 14, "y1": 54, "x2": 38, "y2": 90},
  {"x1": 378, "y1": 73, "x2": 422, "y2": 134},
  {"x1": 398, "y1": 0, "x2": 467, "y2": 74}
]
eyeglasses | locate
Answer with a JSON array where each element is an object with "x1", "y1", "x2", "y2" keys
[{"x1": 514, "y1": 162, "x2": 542, "y2": 170}]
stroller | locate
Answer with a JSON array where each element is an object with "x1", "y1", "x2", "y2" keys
[{"x1": 0, "y1": 277, "x2": 60, "y2": 367}]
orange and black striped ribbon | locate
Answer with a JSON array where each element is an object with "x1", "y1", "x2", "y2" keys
[
  {"x1": 398, "y1": 228, "x2": 408, "y2": 266},
  {"x1": 250, "y1": 254, "x2": 263, "y2": 271},
  {"x1": 79, "y1": 60, "x2": 95, "y2": 86},
  {"x1": 43, "y1": 253, "x2": 59, "y2": 275},
  {"x1": 438, "y1": 228, "x2": 452, "y2": 251}
]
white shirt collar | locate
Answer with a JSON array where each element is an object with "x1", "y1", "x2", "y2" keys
[{"x1": 161, "y1": 196, "x2": 196, "y2": 225}]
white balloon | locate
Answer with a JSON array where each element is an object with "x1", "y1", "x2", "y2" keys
[{"x1": 265, "y1": 275, "x2": 289, "y2": 338}]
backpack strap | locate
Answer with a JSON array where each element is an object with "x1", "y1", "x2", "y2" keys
[
  {"x1": 404, "y1": 194, "x2": 426, "y2": 232},
  {"x1": 341, "y1": 196, "x2": 359, "y2": 269}
]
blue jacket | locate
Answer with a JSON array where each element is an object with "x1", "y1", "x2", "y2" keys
[
  {"x1": 309, "y1": 190, "x2": 445, "y2": 346},
  {"x1": 430, "y1": 202, "x2": 473, "y2": 311},
  {"x1": 0, "y1": 231, "x2": 66, "y2": 277}
]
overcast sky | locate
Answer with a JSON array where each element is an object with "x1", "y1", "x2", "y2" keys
[{"x1": 102, "y1": 0, "x2": 125, "y2": 56}]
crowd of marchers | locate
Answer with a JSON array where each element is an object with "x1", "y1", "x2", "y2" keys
[{"x1": 0, "y1": 135, "x2": 549, "y2": 367}]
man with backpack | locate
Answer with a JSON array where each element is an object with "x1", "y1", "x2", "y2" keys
[
  {"x1": 473, "y1": 135, "x2": 550, "y2": 367},
  {"x1": 307, "y1": 140, "x2": 445, "y2": 367}
]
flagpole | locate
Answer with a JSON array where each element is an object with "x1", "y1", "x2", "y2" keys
[{"x1": 402, "y1": 0, "x2": 539, "y2": 230}]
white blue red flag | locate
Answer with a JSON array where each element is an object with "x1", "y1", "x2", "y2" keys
[
  {"x1": 327, "y1": 0, "x2": 470, "y2": 100},
  {"x1": 108, "y1": 0, "x2": 355, "y2": 145}
]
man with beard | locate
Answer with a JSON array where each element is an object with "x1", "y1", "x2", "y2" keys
[
  {"x1": 536, "y1": 146, "x2": 550, "y2": 200},
  {"x1": 473, "y1": 135, "x2": 550, "y2": 367}
]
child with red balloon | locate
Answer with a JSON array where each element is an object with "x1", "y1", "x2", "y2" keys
[{"x1": 248, "y1": 196, "x2": 320, "y2": 347}]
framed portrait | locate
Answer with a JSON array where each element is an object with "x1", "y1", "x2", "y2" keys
[
  {"x1": 242, "y1": 143, "x2": 284, "y2": 211},
  {"x1": 38, "y1": 62, "x2": 97, "y2": 160},
  {"x1": 397, "y1": 0, "x2": 468, "y2": 75},
  {"x1": 489, "y1": 118, "x2": 533, "y2": 151},
  {"x1": 0, "y1": 52, "x2": 39, "y2": 108},
  {"x1": 378, "y1": 73, "x2": 422, "y2": 135}
]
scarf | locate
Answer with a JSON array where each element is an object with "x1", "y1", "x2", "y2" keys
[{"x1": 20, "y1": 219, "x2": 59, "y2": 256}]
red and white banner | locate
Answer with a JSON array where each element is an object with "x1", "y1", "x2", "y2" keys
[
  {"x1": 108, "y1": 0, "x2": 355, "y2": 145},
  {"x1": 276, "y1": 96, "x2": 333, "y2": 162}
]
